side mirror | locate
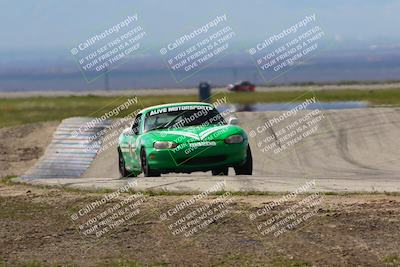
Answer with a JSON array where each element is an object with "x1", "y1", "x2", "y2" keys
[
  {"x1": 228, "y1": 117, "x2": 239, "y2": 125},
  {"x1": 122, "y1": 127, "x2": 134, "y2": 136}
]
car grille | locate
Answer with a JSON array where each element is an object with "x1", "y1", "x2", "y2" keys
[{"x1": 177, "y1": 155, "x2": 226, "y2": 165}]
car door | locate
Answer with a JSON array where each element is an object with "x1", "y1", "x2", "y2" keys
[{"x1": 128, "y1": 113, "x2": 142, "y2": 171}]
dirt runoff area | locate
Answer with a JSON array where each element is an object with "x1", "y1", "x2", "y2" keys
[
  {"x1": 0, "y1": 122, "x2": 58, "y2": 179},
  {"x1": 0, "y1": 182, "x2": 399, "y2": 267}
]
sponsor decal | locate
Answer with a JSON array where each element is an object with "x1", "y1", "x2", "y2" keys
[
  {"x1": 149, "y1": 105, "x2": 212, "y2": 116},
  {"x1": 189, "y1": 141, "x2": 217, "y2": 147}
]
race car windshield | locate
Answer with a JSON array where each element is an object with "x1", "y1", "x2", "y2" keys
[{"x1": 145, "y1": 107, "x2": 226, "y2": 132}]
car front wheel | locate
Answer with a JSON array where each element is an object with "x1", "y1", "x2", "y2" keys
[
  {"x1": 118, "y1": 148, "x2": 137, "y2": 178},
  {"x1": 140, "y1": 149, "x2": 160, "y2": 177},
  {"x1": 212, "y1": 167, "x2": 229, "y2": 176},
  {"x1": 234, "y1": 145, "x2": 253, "y2": 175}
]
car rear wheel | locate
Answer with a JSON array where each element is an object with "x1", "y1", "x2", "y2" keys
[
  {"x1": 212, "y1": 167, "x2": 229, "y2": 176},
  {"x1": 234, "y1": 145, "x2": 253, "y2": 175},
  {"x1": 141, "y1": 149, "x2": 160, "y2": 177},
  {"x1": 118, "y1": 149, "x2": 137, "y2": 178}
]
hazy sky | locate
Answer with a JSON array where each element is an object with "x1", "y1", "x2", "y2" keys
[{"x1": 1, "y1": 0, "x2": 399, "y2": 51}]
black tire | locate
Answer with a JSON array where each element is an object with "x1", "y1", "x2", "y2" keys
[
  {"x1": 234, "y1": 145, "x2": 253, "y2": 175},
  {"x1": 118, "y1": 148, "x2": 137, "y2": 178},
  {"x1": 140, "y1": 149, "x2": 160, "y2": 177},
  {"x1": 212, "y1": 167, "x2": 229, "y2": 176}
]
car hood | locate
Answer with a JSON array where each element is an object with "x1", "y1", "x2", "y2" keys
[{"x1": 144, "y1": 124, "x2": 245, "y2": 143}]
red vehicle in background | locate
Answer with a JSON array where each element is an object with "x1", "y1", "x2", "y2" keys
[{"x1": 227, "y1": 81, "x2": 256, "y2": 92}]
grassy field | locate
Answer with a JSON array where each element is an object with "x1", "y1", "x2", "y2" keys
[
  {"x1": 1, "y1": 88, "x2": 400, "y2": 128},
  {"x1": 0, "y1": 182, "x2": 399, "y2": 267}
]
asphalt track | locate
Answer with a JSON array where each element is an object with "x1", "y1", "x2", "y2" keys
[{"x1": 20, "y1": 108, "x2": 400, "y2": 193}]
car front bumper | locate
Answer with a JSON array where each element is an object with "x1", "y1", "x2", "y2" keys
[{"x1": 145, "y1": 140, "x2": 248, "y2": 173}]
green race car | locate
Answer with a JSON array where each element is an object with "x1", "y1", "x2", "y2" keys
[{"x1": 117, "y1": 102, "x2": 252, "y2": 177}]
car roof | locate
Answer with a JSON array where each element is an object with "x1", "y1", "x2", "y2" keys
[{"x1": 138, "y1": 102, "x2": 214, "y2": 115}]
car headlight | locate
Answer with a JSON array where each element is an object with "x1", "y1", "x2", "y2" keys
[
  {"x1": 153, "y1": 141, "x2": 178, "y2": 149},
  {"x1": 224, "y1": 134, "x2": 244, "y2": 144}
]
